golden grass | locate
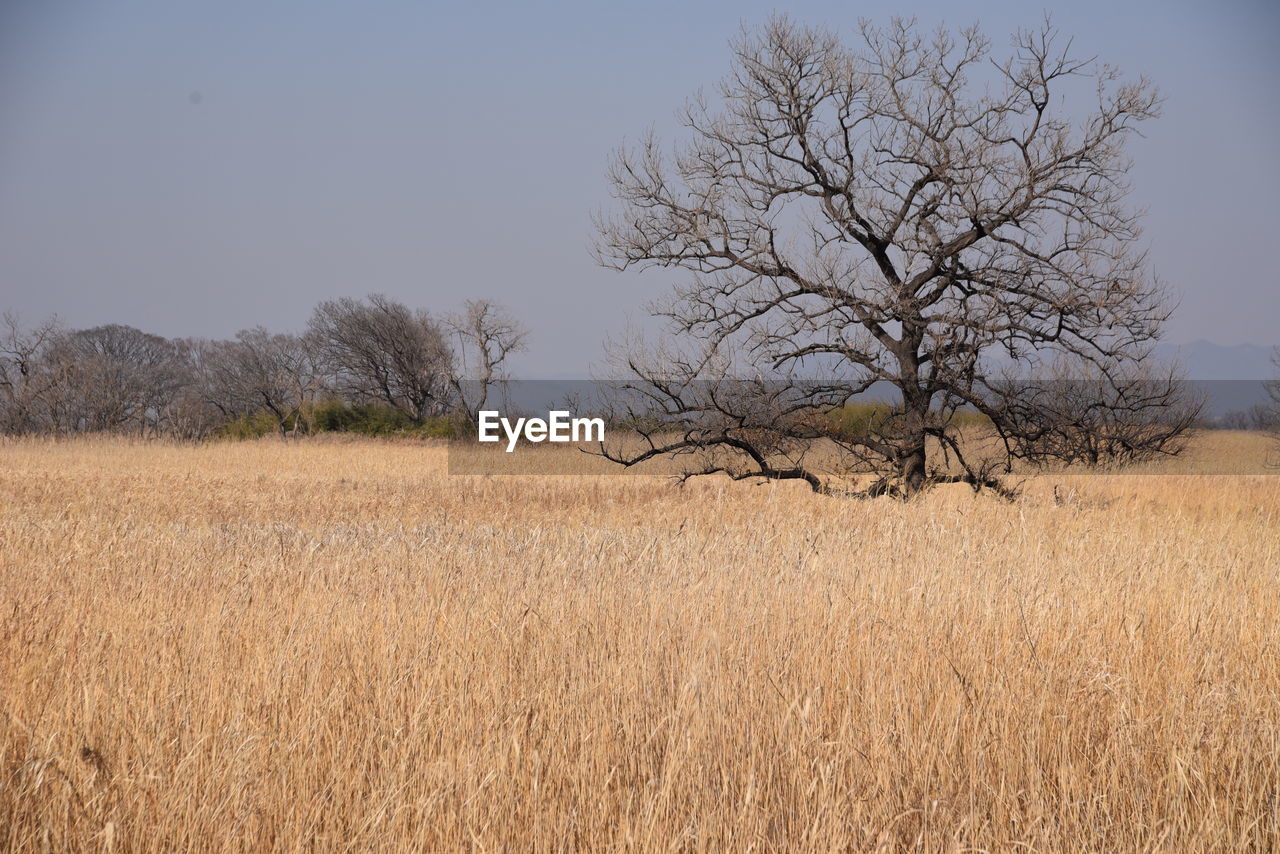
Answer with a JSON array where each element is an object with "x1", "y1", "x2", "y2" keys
[{"x1": 1, "y1": 434, "x2": 1277, "y2": 852}]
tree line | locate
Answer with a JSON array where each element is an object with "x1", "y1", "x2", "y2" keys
[{"x1": 0, "y1": 295, "x2": 525, "y2": 440}]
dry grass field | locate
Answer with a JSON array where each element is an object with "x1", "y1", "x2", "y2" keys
[{"x1": 1, "y1": 433, "x2": 1278, "y2": 852}]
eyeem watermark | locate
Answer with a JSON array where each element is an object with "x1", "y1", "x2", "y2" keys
[{"x1": 477, "y1": 410, "x2": 605, "y2": 452}]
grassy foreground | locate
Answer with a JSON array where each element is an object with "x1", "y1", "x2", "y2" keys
[{"x1": 1, "y1": 435, "x2": 1277, "y2": 852}]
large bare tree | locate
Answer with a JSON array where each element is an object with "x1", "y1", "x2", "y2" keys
[
  {"x1": 307, "y1": 294, "x2": 453, "y2": 423},
  {"x1": 48, "y1": 324, "x2": 188, "y2": 435},
  {"x1": 594, "y1": 16, "x2": 1185, "y2": 497}
]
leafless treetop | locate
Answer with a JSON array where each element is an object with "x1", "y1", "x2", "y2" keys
[{"x1": 595, "y1": 16, "x2": 1178, "y2": 496}]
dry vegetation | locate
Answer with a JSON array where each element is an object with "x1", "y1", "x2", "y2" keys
[{"x1": 1, "y1": 434, "x2": 1278, "y2": 852}]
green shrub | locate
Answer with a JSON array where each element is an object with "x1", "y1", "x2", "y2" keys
[
  {"x1": 821, "y1": 402, "x2": 893, "y2": 440},
  {"x1": 310, "y1": 400, "x2": 406, "y2": 435},
  {"x1": 820, "y1": 402, "x2": 990, "y2": 440},
  {"x1": 212, "y1": 401, "x2": 459, "y2": 441},
  {"x1": 215, "y1": 411, "x2": 281, "y2": 440}
]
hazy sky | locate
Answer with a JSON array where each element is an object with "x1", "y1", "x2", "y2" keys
[{"x1": 1, "y1": 0, "x2": 1276, "y2": 376}]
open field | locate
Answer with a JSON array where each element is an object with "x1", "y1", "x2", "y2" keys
[{"x1": 1, "y1": 434, "x2": 1278, "y2": 852}]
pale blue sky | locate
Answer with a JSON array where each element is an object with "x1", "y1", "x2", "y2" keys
[{"x1": 0, "y1": 0, "x2": 1276, "y2": 376}]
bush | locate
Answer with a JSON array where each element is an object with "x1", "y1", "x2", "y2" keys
[
  {"x1": 819, "y1": 402, "x2": 989, "y2": 441},
  {"x1": 307, "y1": 400, "x2": 458, "y2": 439},
  {"x1": 215, "y1": 411, "x2": 281, "y2": 440},
  {"x1": 212, "y1": 402, "x2": 459, "y2": 441}
]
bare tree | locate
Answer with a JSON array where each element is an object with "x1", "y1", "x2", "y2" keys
[
  {"x1": 307, "y1": 294, "x2": 453, "y2": 423},
  {"x1": 446, "y1": 299, "x2": 527, "y2": 426},
  {"x1": 47, "y1": 324, "x2": 188, "y2": 435},
  {"x1": 160, "y1": 338, "x2": 239, "y2": 439},
  {"x1": 594, "y1": 16, "x2": 1186, "y2": 497},
  {"x1": 0, "y1": 313, "x2": 63, "y2": 434},
  {"x1": 200, "y1": 328, "x2": 318, "y2": 438}
]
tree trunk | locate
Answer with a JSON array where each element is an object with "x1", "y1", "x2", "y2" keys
[
  {"x1": 901, "y1": 435, "x2": 927, "y2": 497},
  {"x1": 897, "y1": 340, "x2": 929, "y2": 498}
]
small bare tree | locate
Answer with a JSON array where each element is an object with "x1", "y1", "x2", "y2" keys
[
  {"x1": 200, "y1": 328, "x2": 318, "y2": 438},
  {"x1": 446, "y1": 299, "x2": 527, "y2": 426},
  {"x1": 154, "y1": 339, "x2": 228, "y2": 440},
  {"x1": 594, "y1": 16, "x2": 1188, "y2": 497},
  {"x1": 0, "y1": 313, "x2": 62, "y2": 434},
  {"x1": 307, "y1": 294, "x2": 453, "y2": 423}
]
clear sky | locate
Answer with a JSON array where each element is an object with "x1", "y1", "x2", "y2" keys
[{"x1": 1, "y1": 0, "x2": 1276, "y2": 377}]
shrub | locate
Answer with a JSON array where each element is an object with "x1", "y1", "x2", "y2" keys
[
  {"x1": 212, "y1": 402, "x2": 459, "y2": 441},
  {"x1": 308, "y1": 400, "x2": 458, "y2": 439},
  {"x1": 215, "y1": 411, "x2": 281, "y2": 440}
]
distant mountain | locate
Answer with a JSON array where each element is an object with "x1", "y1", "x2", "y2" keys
[{"x1": 1155, "y1": 340, "x2": 1276, "y2": 381}]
